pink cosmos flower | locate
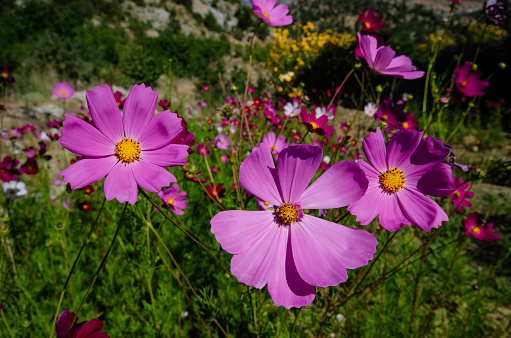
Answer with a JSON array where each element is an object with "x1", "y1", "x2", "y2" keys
[
  {"x1": 196, "y1": 143, "x2": 210, "y2": 157},
  {"x1": 359, "y1": 8, "x2": 385, "y2": 32},
  {"x1": 463, "y1": 212, "x2": 500, "y2": 242},
  {"x1": 401, "y1": 113, "x2": 419, "y2": 130},
  {"x1": 251, "y1": 0, "x2": 293, "y2": 27},
  {"x1": 357, "y1": 33, "x2": 424, "y2": 80},
  {"x1": 454, "y1": 62, "x2": 489, "y2": 97},
  {"x1": 211, "y1": 144, "x2": 377, "y2": 308},
  {"x1": 56, "y1": 309, "x2": 109, "y2": 338},
  {"x1": 300, "y1": 107, "x2": 335, "y2": 138},
  {"x1": 53, "y1": 82, "x2": 74, "y2": 99},
  {"x1": 260, "y1": 131, "x2": 289, "y2": 155},
  {"x1": 114, "y1": 91, "x2": 125, "y2": 109},
  {"x1": 448, "y1": 177, "x2": 474, "y2": 212},
  {"x1": 58, "y1": 84, "x2": 190, "y2": 205},
  {"x1": 348, "y1": 128, "x2": 455, "y2": 232},
  {"x1": 375, "y1": 98, "x2": 407, "y2": 130},
  {"x1": 158, "y1": 184, "x2": 188, "y2": 215},
  {"x1": 220, "y1": 153, "x2": 229, "y2": 163},
  {"x1": 215, "y1": 134, "x2": 230, "y2": 150}
]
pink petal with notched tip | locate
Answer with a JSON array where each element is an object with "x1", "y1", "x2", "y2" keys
[
  {"x1": 291, "y1": 215, "x2": 377, "y2": 287},
  {"x1": 122, "y1": 84, "x2": 158, "y2": 140},
  {"x1": 138, "y1": 110, "x2": 183, "y2": 151},
  {"x1": 142, "y1": 143, "x2": 189, "y2": 167},
  {"x1": 379, "y1": 192, "x2": 410, "y2": 231},
  {"x1": 362, "y1": 128, "x2": 387, "y2": 172},
  {"x1": 59, "y1": 156, "x2": 118, "y2": 189},
  {"x1": 104, "y1": 162, "x2": 138, "y2": 205},
  {"x1": 131, "y1": 160, "x2": 176, "y2": 193},
  {"x1": 267, "y1": 231, "x2": 316, "y2": 309},
  {"x1": 239, "y1": 145, "x2": 283, "y2": 206},
  {"x1": 277, "y1": 145, "x2": 322, "y2": 204},
  {"x1": 230, "y1": 219, "x2": 286, "y2": 289},
  {"x1": 86, "y1": 84, "x2": 124, "y2": 143},
  {"x1": 299, "y1": 160, "x2": 368, "y2": 209},
  {"x1": 398, "y1": 187, "x2": 448, "y2": 232},
  {"x1": 59, "y1": 114, "x2": 114, "y2": 157}
]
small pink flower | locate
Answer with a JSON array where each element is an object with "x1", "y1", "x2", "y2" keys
[
  {"x1": 454, "y1": 62, "x2": 489, "y2": 97},
  {"x1": 357, "y1": 33, "x2": 424, "y2": 80},
  {"x1": 340, "y1": 123, "x2": 349, "y2": 133},
  {"x1": 196, "y1": 143, "x2": 210, "y2": 157},
  {"x1": 220, "y1": 153, "x2": 229, "y2": 163},
  {"x1": 251, "y1": 0, "x2": 293, "y2": 27},
  {"x1": 359, "y1": 7, "x2": 385, "y2": 32},
  {"x1": 401, "y1": 113, "x2": 419, "y2": 130},
  {"x1": 463, "y1": 212, "x2": 500, "y2": 242},
  {"x1": 300, "y1": 107, "x2": 335, "y2": 138},
  {"x1": 53, "y1": 82, "x2": 74, "y2": 99},
  {"x1": 247, "y1": 86, "x2": 255, "y2": 93},
  {"x1": 114, "y1": 91, "x2": 125, "y2": 109},
  {"x1": 211, "y1": 144, "x2": 376, "y2": 308},
  {"x1": 260, "y1": 131, "x2": 289, "y2": 155},
  {"x1": 448, "y1": 177, "x2": 474, "y2": 212},
  {"x1": 158, "y1": 184, "x2": 188, "y2": 215},
  {"x1": 215, "y1": 134, "x2": 230, "y2": 150}
]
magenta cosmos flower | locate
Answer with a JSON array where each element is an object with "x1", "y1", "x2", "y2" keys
[
  {"x1": 251, "y1": 0, "x2": 293, "y2": 27},
  {"x1": 211, "y1": 144, "x2": 377, "y2": 309},
  {"x1": 53, "y1": 82, "x2": 74, "y2": 99},
  {"x1": 359, "y1": 7, "x2": 385, "y2": 32},
  {"x1": 348, "y1": 128, "x2": 455, "y2": 232},
  {"x1": 463, "y1": 212, "x2": 500, "y2": 242},
  {"x1": 260, "y1": 131, "x2": 289, "y2": 155},
  {"x1": 454, "y1": 62, "x2": 489, "y2": 97},
  {"x1": 59, "y1": 84, "x2": 191, "y2": 205},
  {"x1": 448, "y1": 177, "x2": 474, "y2": 212},
  {"x1": 357, "y1": 33, "x2": 424, "y2": 80},
  {"x1": 158, "y1": 184, "x2": 188, "y2": 215},
  {"x1": 300, "y1": 107, "x2": 335, "y2": 138}
]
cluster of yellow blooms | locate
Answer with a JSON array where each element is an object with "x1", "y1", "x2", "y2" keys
[
  {"x1": 467, "y1": 22, "x2": 507, "y2": 41},
  {"x1": 266, "y1": 21, "x2": 355, "y2": 98}
]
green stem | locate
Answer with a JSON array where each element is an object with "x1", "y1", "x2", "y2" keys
[
  {"x1": 72, "y1": 202, "x2": 127, "y2": 326},
  {"x1": 49, "y1": 197, "x2": 106, "y2": 338},
  {"x1": 1, "y1": 308, "x2": 14, "y2": 338}
]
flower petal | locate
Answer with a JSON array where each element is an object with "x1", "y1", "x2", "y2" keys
[
  {"x1": 86, "y1": 84, "x2": 124, "y2": 142},
  {"x1": 230, "y1": 220, "x2": 287, "y2": 288},
  {"x1": 122, "y1": 84, "x2": 158, "y2": 140},
  {"x1": 398, "y1": 187, "x2": 448, "y2": 232},
  {"x1": 362, "y1": 127, "x2": 387, "y2": 172},
  {"x1": 277, "y1": 145, "x2": 322, "y2": 204},
  {"x1": 358, "y1": 32, "x2": 377, "y2": 68},
  {"x1": 379, "y1": 192, "x2": 410, "y2": 231},
  {"x1": 416, "y1": 163, "x2": 455, "y2": 197},
  {"x1": 373, "y1": 46, "x2": 396, "y2": 72},
  {"x1": 142, "y1": 143, "x2": 189, "y2": 167},
  {"x1": 59, "y1": 114, "x2": 114, "y2": 157},
  {"x1": 291, "y1": 215, "x2": 377, "y2": 287},
  {"x1": 211, "y1": 210, "x2": 276, "y2": 255},
  {"x1": 104, "y1": 162, "x2": 138, "y2": 205},
  {"x1": 348, "y1": 160, "x2": 385, "y2": 225},
  {"x1": 410, "y1": 136, "x2": 450, "y2": 165},
  {"x1": 300, "y1": 160, "x2": 368, "y2": 209},
  {"x1": 131, "y1": 160, "x2": 176, "y2": 193},
  {"x1": 267, "y1": 232, "x2": 316, "y2": 309},
  {"x1": 386, "y1": 128, "x2": 423, "y2": 170},
  {"x1": 59, "y1": 156, "x2": 118, "y2": 189},
  {"x1": 138, "y1": 110, "x2": 184, "y2": 151},
  {"x1": 239, "y1": 145, "x2": 283, "y2": 206}
]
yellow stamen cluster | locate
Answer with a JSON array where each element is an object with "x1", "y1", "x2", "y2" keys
[
  {"x1": 61, "y1": 90, "x2": 67, "y2": 96},
  {"x1": 167, "y1": 198, "x2": 175, "y2": 205},
  {"x1": 1, "y1": 72, "x2": 8, "y2": 79},
  {"x1": 380, "y1": 168, "x2": 406, "y2": 193},
  {"x1": 471, "y1": 226, "x2": 481, "y2": 234},
  {"x1": 460, "y1": 81, "x2": 468, "y2": 87},
  {"x1": 276, "y1": 203, "x2": 299, "y2": 224},
  {"x1": 115, "y1": 137, "x2": 141, "y2": 163},
  {"x1": 452, "y1": 191, "x2": 460, "y2": 200},
  {"x1": 310, "y1": 121, "x2": 319, "y2": 129},
  {"x1": 262, "y1": 11, "x2": 269, "y2": 19},
  {"x1": 364, "y1": 22, "x2": 371, "y2": 29},
  {"x1": 271, "y1": 146, "x2": 277, "y2": 151}
]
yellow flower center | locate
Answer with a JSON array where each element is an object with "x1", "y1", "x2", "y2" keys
[
  {"x1": 460, "y1": 81, "x2": 468, "y2": 87},
  {"x1": 382, "y1": 114, "x2": 388, "y2": 121},
  {"x1": 402, "y1": 122, "x2": 409, "y2": 129},
  {"x1": 271, "y1": 145, "x2": 277, "y2": 151},
  {"x1": 1, "y1": 72, "x2": 8, "y2": 79},
  {"x1": 167, "y1": 198, "x2": 175, "y2": 205},
  {"x1": 262, "y1": 11, "x2": 269, "y2": 19},
  {"x1": 471, "y1": 226, "x2": 481, "y2": 234},
  {"x1": 364, "y1": 22, "x2": 371, "y2": 29},
  {"x1": 380, "y1": 168, "x2": 406, "y2": 193},
  {"x1": 263, "y1": 201, "x2": 270, "y2": 206},
  {"x1": 115, "y1": 137, "x2": 141, "y2": 163},
  {"x1": 61, "y1": 90, "x2": 67, "y2": 96},
  {"x1": 310, "y1": 121, "x2": 319, "y2": 129},
  {"x1": 276, "y1": 203, "x2": 299, "y2": 224},
  {"x1": 453, "y1": 191, "x2": 460, "y2": 200}
]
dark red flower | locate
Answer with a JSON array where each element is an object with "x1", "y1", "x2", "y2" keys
[
  {"x1": 205, "y1": 183, "x2": 225, "y2": 200},
  {"x1": 113, "y1": 91, "x2": 125, "y2": 109},
  {"x1": 359, "y1": 7, "x2": 385, "y2": 32},
  {"x1": 83, "y1": 185, "x2": 94, "y2": 194},
  {"x1": 21, "y1": 158, "x2": 39, "y2": 175},
  {"x1": 300, "y1": 107, "x2": 335, "y2": 138}
]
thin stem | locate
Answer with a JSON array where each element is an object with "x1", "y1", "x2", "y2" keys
[
  {"x1": 1, "y1": 308, "x2": 14, "y2": 338},
  {"x1": 299, "y1": 130, "x2": 310, "y2": 144},
  {"x1": 49, "y1": 197, "x2": 106, "y2": 338},
  {"x1": 248, "y1": 287, "x2": 259, "y2": 337},
  {"x1": 276, "y1": 310, "x2": 290, "y2": 338},
  {"x1": 290, "y1": 308, "x2": 300, "y2": 337},
  {"x1": 72, "y1": 202, "x2": 128, "y2": 326},
  {"x1": 194, "y1": 173, "x2": 226, "y2": 211},
  {"x1": 139, "y1": 188, "x2": 232, "y2": 277},
  {"x1": 327, "y1": 69, "x2": 354, "y2": 107}
]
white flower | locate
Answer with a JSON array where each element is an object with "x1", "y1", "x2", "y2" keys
[
  {"x1": 364, "y1": 102, "x2": 378, "y2": 117},
  {"x1": 336, "y1": 314, "x2": 345, "y2": 322},
  {"x1": 283, "y1": 101, "x2": 300, "y2": 117},
  {"x1": 2, "y1": 181, "x2": 27, "y2": 199},
  {"x1": 315, "y1": 106, "x2": 334, "y2": 121},
  {"x1": 323, "y1": 155, "x2": 331, "y2": 164}
]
